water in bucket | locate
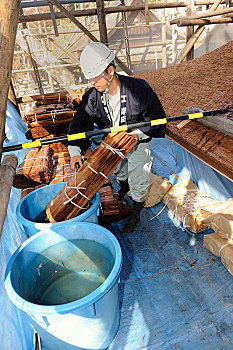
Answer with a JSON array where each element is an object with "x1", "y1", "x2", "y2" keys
[{"x1": 17, "y1": 239, "x2": 114, "y2": 305}]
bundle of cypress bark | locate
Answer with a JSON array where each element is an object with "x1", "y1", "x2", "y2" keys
[
  {"x1": 29, "y1": 145, "x2": 53, "y2": 184},
  {"x1": 99, "y1": 186, "x2": 119, "y2": 216},
  {"x1": 49, "y1": 141, "x2": 74, "y2": 183},
  {"x1": 20, "y1": 184, "x2": 46, "y2": 200},
  {"x1": 24, "y1": 105, "x2": 75, "y2": 126},
  {"x1": 25, "y1": 123, "x2": 70, "y2": 140},
  {"x1": 46, "y1": 132, "x2": 137, "y2": 223},
  {"x1": 35, "y1": 93, "x2": 67, "y2": 106},
  {"x1": 13, "y1": 148, "x2": 41, "y2": 188},
  {"x1": 13, "y1": 146, "x2": 54, "y2": 189}
]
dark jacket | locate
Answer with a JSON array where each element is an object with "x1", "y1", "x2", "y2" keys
[{"x1": 68, "y1": 74, "x2": 166, "y2": 153}]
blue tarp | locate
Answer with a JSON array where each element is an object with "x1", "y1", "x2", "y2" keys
[
  {"x1": 0, "y1": 101, "x2": 33, "y2": 350},
  {"x1": 1, "y1": 103, "x2": 233, "y2": 350}
]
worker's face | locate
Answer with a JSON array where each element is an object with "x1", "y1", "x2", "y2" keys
[{"x1": 89, "y1": 66, "x2": 114, "y2": 92}]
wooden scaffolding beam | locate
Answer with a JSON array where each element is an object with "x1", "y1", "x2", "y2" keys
[
  {"x1": 0, "y1": 154, "x2": 18, "y2": 238},
  {"x1": 96, "y1": 0, "x2": 108, "y2": 44},
  {"x1": 171, "y1": 6, "x2": 233, "y2": 24},
  {"x1": 174, "y1": 17, "x2": 233, "y2": 26},
  {"x1": 175, "y1": 25, "x2": 205, "y2": 64},
  {"x1": 18, "y1": 1, "x2": 229, "y2": 23},
  {"x1": 48, "y1": 0, "x2": 133, "y2": 75},
  {"x1": 0, "y1": 0, "x2": 21, "y2": 160},
  {"x1": 186, "y1": 0, "x2": 195, "y2": 60}
]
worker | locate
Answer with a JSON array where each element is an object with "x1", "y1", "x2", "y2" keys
[{"x1": 68, "y1": 42, "x2": 166, "y2": 233}]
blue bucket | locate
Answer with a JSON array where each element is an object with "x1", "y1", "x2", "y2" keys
[
  {"x1": 5, "y1": 222, "x2": 122, "y2": 350},
  {"x1": 16, "y1": 182, "x2": 100, "y2": 237}
]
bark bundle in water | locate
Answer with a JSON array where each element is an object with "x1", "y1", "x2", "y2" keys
[{"x1": 46, "y1": 132, "x2": 137, "y2": 223}]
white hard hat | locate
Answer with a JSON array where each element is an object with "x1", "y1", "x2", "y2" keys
[{"x1": 80, "y1": 42, "x2": 115, "y2": 79}]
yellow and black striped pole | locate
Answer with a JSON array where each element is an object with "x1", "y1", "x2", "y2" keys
[{"x1": 2, "y1": 108, "x2": 228, "y2": 153}]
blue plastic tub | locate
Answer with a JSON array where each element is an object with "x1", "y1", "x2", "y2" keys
[
  {"x1": 16, "y1": 182, "x2": 100, "y2": 237},
  {"x1": 5, "y1": 222, "x2": 122, "y2": 350}
]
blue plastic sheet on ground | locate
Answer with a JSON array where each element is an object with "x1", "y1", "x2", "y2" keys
[
  {"x1": 0, "y1": 101, "x2": 33, "y2": 350},
  {"x1": 1, "y1": 104, "x2": 233, "y2": 350}
]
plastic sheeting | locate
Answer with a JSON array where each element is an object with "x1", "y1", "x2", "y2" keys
[
  {"x1": 151, "y1": 137, "x2": 233, "y2": 201},
  {"x1": 1, "y1": 103, "x2": 233, "y2": 350},
  {"x1": 0, "y1": 101, "x2": 34, "y2": 350}
]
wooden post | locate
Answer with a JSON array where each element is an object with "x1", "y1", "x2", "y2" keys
[
  {"x1": 0, "y1": 0, "x2": 21, "y2": 161},
  {"x1": 186, "y1": 0, "x2": 195, "y2": 60},
  {"x1": 121, "y1": 0, "x2": 132, "y2": 70},
  {"x1": 8, "y1": 81, "x2": 21, "y2": 115},
  {"x1": 162, "y1": 9, "x2": 167, "y2": 68},
  {"x1": 0, "y1": 154, "x2": 18, "y2": 238},
  {"x1": 48, "y1": 0, "x2": 133, "y2": 75},
  {"x1": 175, "y1": 25, "x2": 205, "y2": 64},
  {"x1": 96, "y1": 0, "x2": 108, "y2": 44},
  {"x1": 172, "y1": 17, "x2": 233, "y2": 26},
  {"x1": 170, "y1": 6, "x2": 233, "y2": 23},
  {"x1": 145, "y1": 0, "x2": 149, "y2": 25},
  {"x1": 20, "y1": 9, "x2": 44, "y2": 95}
]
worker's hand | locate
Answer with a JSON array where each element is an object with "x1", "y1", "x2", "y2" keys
[
  {"x1": 70, "y1": 155, "x2": 83, "y2": 170},
  {"x1": 84, "y1": 148, "x2": 92, "y2": 160},
  {"x1": 127, "y1": 130, "x2": 139, "y2": 141}
]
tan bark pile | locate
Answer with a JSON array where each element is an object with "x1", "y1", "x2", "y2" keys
[{"x1": 136, "y1": 41, "x2": 233, "y2": 117}]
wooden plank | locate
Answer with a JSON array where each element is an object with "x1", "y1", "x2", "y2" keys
[
  {"x1": 166, "y1": 121, "x2": 233, "y2": 182},
  {"x1": 0, "y1": 154, "x2": 18, "y2": 238},
  {"x1": 0, "y1": 0, "x2": 21, "y2": 160},
  {"x1": 175, "y1": 25, "x2": 205, "y2": 64}
]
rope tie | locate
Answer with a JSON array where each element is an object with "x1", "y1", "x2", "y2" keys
[
  {"x1": 63, "y1": 179, "x2": 90, "y2": 209},
  {"x1": 58, "y1": 93, "x2": 61, "y2": 103},
  {"x1": 85, "y1": 162, "x2": 98, "y2": 174},
  {"x1": 101, "y1": 142, "x2": 125, "y2": 159},
  {"x1": 219, "y1": 243, "x2": 230, "y2": 256},
  {"x1": 18, "y1": 164, "x2": 51, "y2": 171},
  {"x1": 51, "y1": 110, "x2": 56, "y2": 123},
  {"x1": 99, "y1": 171, "x2": 108, "y2": 179}
]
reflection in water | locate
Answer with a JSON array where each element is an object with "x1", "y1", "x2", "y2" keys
[{"x1": 18, "y1": 239, "x2": 114, "y2": 305}]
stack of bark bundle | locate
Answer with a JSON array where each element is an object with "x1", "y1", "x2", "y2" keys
[
  {"x1": 24, "y1": 93, "x2": 80, "y2": 140},
  {"x1": 99, "y1": 185, "x2": 119, "y2": 216},
  {"x1": 50, "y1": 142, "x2": 75, "y2": 184},
  {"x1": 13, "y1": 146, "x2": 54, "y2": 190},
  {"x1": 202, "y1": 199, "x2": 233, "y2": 276},
  {"x1": 24, "y1": 105, "x2": 75, "y2": 126},
  {"x1": 35, "y1": 93, "x2": 67, "y2": 106},
  {"x1": 162, "y1": 179, "x2": 215, "y2": 233},
  {"x1": 45, "y1": 132, "x2": 137, "y2": 223}
]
